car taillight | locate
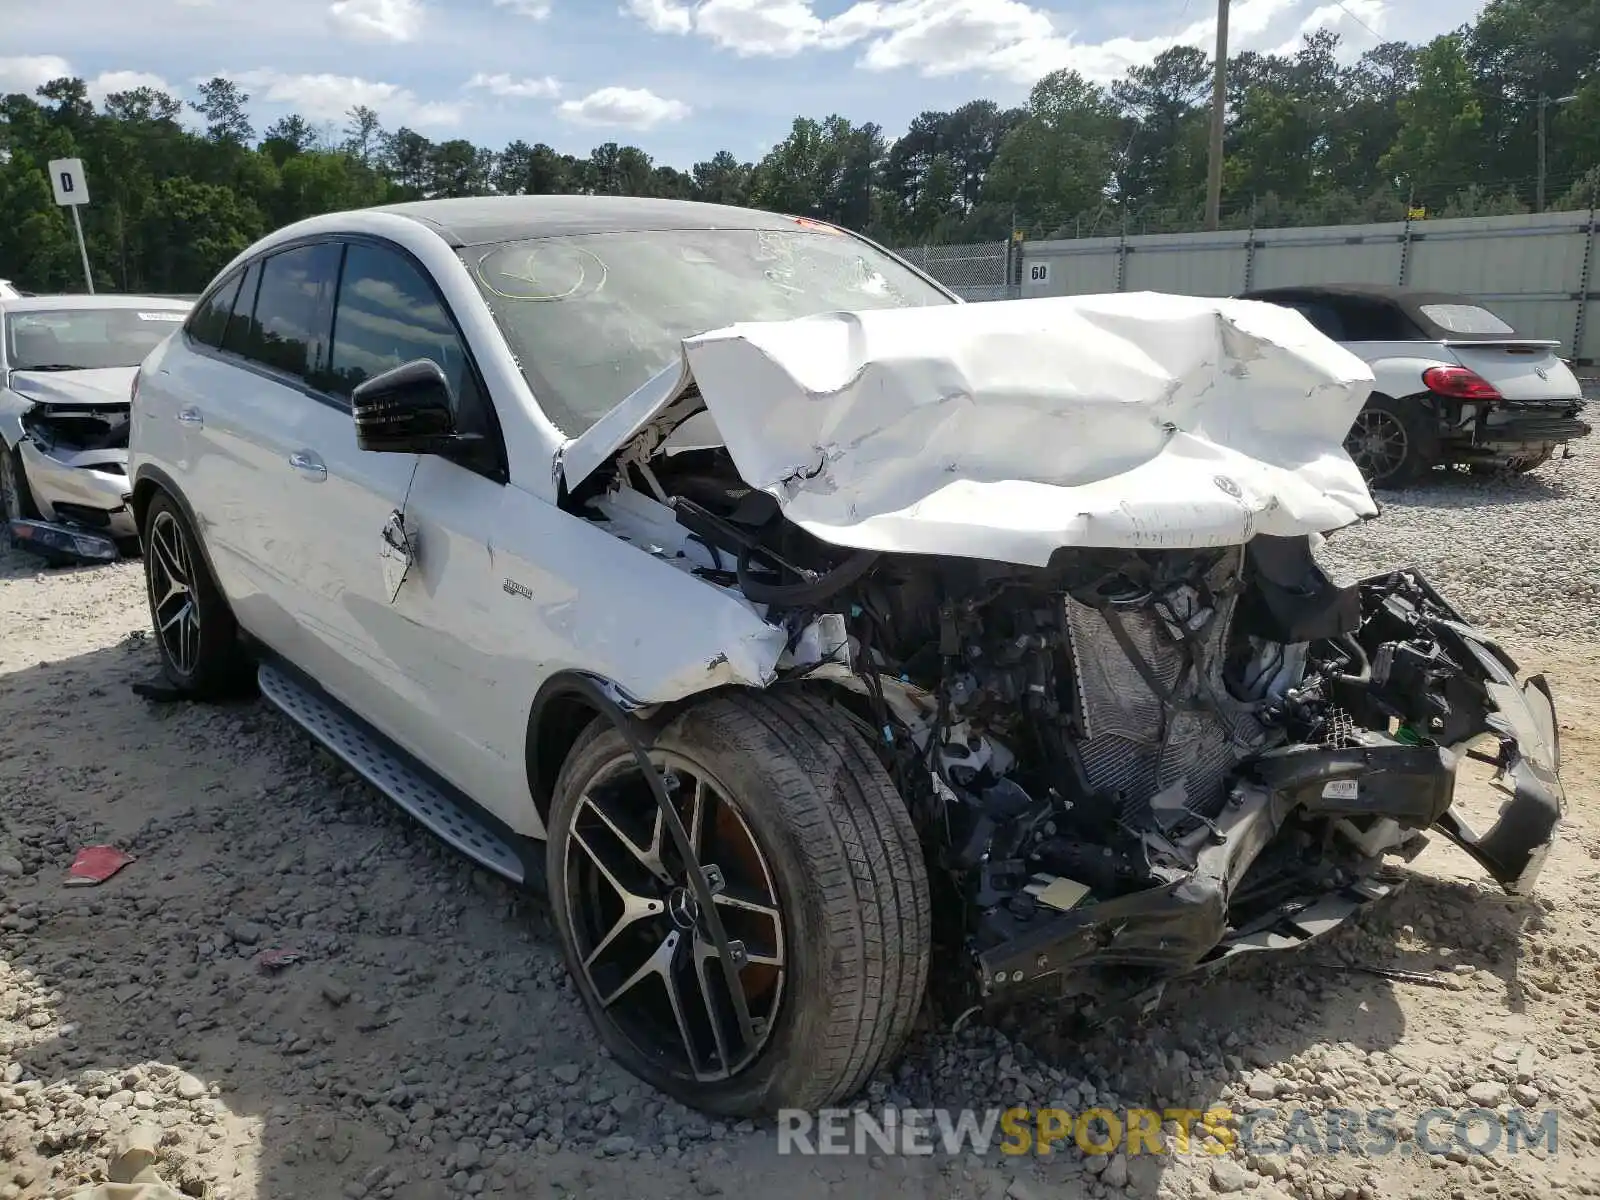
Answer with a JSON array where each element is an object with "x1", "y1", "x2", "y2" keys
[
  {"x1": 130, "y1": 368, "x2": 141, "y2": 406},
  {"x1": 1423, "y1": 365, "x2": 1501, "y2": 400}
]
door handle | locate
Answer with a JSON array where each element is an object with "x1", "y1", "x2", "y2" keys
[
  {"x1": 288, "y1": 451, "x2": 328, "y2": 481},
  {"x1": 176, "y1": 406, "x2": 202, "y2": 427}
]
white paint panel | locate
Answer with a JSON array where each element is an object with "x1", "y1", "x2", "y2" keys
[{"x1": 664, "y1": 293, "x2": 1378, "y2": 564}]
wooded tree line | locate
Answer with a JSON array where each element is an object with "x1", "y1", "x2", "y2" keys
[{"x1": 2, "y1": 0, "x2": 1597, "y2": 295}]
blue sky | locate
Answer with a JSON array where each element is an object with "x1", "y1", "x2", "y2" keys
[{"x1": 4, "y1": 0, "x2": 1484, "y2": 168}]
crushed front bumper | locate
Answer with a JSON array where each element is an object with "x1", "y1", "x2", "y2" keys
[
  {"x1": 972, "y1": 579, "x2": 1564, "y2": 1001},
  {"x1": 17, "y1": 439, "x2": 136, "y2": 539}
]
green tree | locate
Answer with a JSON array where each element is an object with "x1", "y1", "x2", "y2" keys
[
  {"x1": 1381, "y1": 34, "x2": 1486, "y2": 206},
  {"x1": 191, "y1": 77, "x2": 254, "y2": 145},
  {"x1": 691, "y1": 150, "x2": 753, "y2": 205},
  {"x1": 983, "y1": 70, "x2": 1119, "y2": 233}
]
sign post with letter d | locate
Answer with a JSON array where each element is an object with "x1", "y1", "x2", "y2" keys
[{"x1": 47, "y1": 157, "x2": 95, "y2": 295}]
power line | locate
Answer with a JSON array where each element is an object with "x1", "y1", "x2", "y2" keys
[{"x1": 1331, "y1": 0, "x2": 1382, "y2": 42}]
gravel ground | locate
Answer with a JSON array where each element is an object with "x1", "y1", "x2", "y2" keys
[
  {"x1": 3, "y1": 446, "x2": 1600, "y2": 1200},
  {"x1": 1315, "y1": 439, "x2": 1600, "y2": 643}
]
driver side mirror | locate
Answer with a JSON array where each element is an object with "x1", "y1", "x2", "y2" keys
[{"x1": 352, "y1": 358, "x2": 474, "y2": 455}]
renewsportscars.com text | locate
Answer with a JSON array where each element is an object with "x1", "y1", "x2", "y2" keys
[{"x1": 776, "y1": 1106, "x2": 1560, "y2": 1159}]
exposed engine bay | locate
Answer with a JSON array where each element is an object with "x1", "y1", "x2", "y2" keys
[
  {"x1": 20, "y1": 402, "x2": 131, "y2": 455},
  {"x1": 566, "y1": 423, "x2": 1566, "y2": 1006}
]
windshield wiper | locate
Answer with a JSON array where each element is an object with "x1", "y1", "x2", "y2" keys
[{"x1": 13, "y1": 364, "x2": 88, "y2": 372}]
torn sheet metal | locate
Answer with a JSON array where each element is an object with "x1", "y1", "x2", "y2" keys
[
  {"x1": 563, "y1": 294, "x2": 1380, "y2": 567},
  {"x1": 380, "y1": 509, "x2": 419, "y2": 603},
  {"x1": 681, "y1": 294, "x2": 1378, "y2": 565}
]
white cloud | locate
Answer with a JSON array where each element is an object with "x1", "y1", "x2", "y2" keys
[
  {"x1": 558, "y1": 85, "x2": 690, "y2": 129},
  {"x1": 1273, "y1": 0, "x2": 1385, "y2": 54},
  {"x1": 465, "y1": 72, "x2": 563, "y2": 98},
  {"x1": 92, "y1": 70, "x2": 176, "y2": 97},
  {"x1": 223, "y1": 69, "x2": 462, "y2": 127},
  {"x1": 495, "y1": 0, "x2": 553, "y2": 15},
  {"x1": 0, "y1": 55, "x2": 74, "y2": 95},
  {"x1": 841, "y1": 0, "x2": 1058, "y2": 76},
  {"x1": 328, "y1": 0, "x2": 425, "y2": 42},
  {"x1": 625, "y1": 0, "x2": 693, "y2": 34},
  {"x1": 0, "y1": 57, "x2": 180, "y2": 105},
  {"x1": 620, "y1": 0, "x2": 1350, "y2": 82},
  {"x1": 695, "y1": 0, "x2": 848, "y2": 57}
]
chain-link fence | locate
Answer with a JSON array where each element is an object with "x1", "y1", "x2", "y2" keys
[{"x1": 894, "y1": 242, "x2": 1017, "y2": 301}]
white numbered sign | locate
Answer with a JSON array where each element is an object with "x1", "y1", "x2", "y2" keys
[
  {"x1": 49, "y1": 158, "x2": 90, "y2": 206},
  {"x1": 1028, "y1": 262, "x2": 1050, "y2": 284}
]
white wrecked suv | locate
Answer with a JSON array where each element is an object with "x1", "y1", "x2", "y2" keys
[{"x1": 128, "y1": 198, "x2": 1565, "y2": 1116}]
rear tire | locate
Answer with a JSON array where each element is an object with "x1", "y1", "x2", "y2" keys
[
  {"x1": 0, "y1": 444, "x2": 38, "y2": 523},
  {"x1": 141, "y1": 491, "x2": 251, "y2": 696},
  {"x1": 546, "y1": 688, "x2": 931, "y2": 1116},
  {"x1": 1344, "y1": 394, "x2": 1433, "y2": 488}
]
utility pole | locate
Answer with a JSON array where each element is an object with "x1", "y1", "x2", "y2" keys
[
  {"x1": 1538, "y1": 94, "x2": 1549, "y2": 213},
  {"x1": 1536, "y1": 93, "x2": 1576, "y2": 213},
  {"x1": 1204, "y1": 0, "x2": 1229, "y2": 231}
]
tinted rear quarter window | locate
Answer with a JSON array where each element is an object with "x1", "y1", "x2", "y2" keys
[
  {"x1": 1335, "y1": 298, "x2": 1417, "y2": 341},
  {"x1": 188, "y1": 271, "x2": 243, "y2": 349},
  {"x1": 1287, "y1": 302, "x2": 1346, "y2": 340},
  {"x1": 222, "y1": 261, "x2": 263, "y2": 357}
]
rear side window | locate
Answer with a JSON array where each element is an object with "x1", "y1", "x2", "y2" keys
[
  {"x1": 326, "y1": 242, "x2": 486, "y2": 435},
  {"x1": 1335, "y1": 298, "x2": 1418, "y2": 341},
  {"x1": 1287, "y1": 302, "x2": 1346, "y2": 341},
  {"x1": 221, "y1": 261, "x2": 262, "y2": 357},
  {"x1": 238, "y1": 244, "x2": 341, "y2": 381},
  {"x1": 188, "y1": 271, "x2": 243, "y2": 349}
]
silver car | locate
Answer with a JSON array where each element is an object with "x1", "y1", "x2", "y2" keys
[
  {"x1": 1, "y1": 294, "x2": 192, "y2": 542},
  {"x1": 1241, "y1": 284, "x2": 1593, "y2": 486}
]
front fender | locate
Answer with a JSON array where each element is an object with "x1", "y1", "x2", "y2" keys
[{"x1": 0, "y1": 396, "x2": 29, "y2": 449}]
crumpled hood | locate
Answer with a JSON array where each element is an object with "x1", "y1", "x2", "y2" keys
[
  {"x1": 562, "y1": 292, "x2": 1380, "y2": 567},
  {"x1": 7, "y1": 368, "x2": 135, "y2": 409}
]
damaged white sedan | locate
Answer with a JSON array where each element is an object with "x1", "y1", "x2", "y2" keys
[
  {"x1": 128, "y1": 198, "x2": 1564, "y2": 1117},
  {"x1": 1, "y1": 294, "x2": 192, "y2": 542}
]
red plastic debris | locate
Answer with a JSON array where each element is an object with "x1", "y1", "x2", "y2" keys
[
  {"x1": 256, "y1": 949, "x2": 304, "y2": 973},
  {"x1": 64, "y1": 845, "x2": 134, "y2": 886}
]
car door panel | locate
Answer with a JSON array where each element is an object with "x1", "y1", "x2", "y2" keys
[
  {"x1": 377, "y1": 473, "x2": 784, "y2": 837},
  {"x1": 263, "y1": 237, "x2": 518, "y2": 787}
]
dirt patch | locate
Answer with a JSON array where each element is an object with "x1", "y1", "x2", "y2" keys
[{"x1": 2, "y1": 548, "x2": 1599, "y2": 1200}]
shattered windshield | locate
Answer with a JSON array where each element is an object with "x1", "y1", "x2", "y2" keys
[
  {"x1": 458, "y1": 225, "x2": 952, "y2": 434},
  {"x1": 5, "y1": 307, "x2": 188, "y2": 371}
]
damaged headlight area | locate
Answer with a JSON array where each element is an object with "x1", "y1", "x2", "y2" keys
[
  {"x1": 570, "y1": 444, "x2": 1564, "y2": 1010},
  {"x1": 7, "y1": 401, "x2": 137, "y2": 542}
]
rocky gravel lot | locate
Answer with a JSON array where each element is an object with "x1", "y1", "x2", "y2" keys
[{"x1": 3, "y1": 445, "x2": 1600, "y2": 1200}]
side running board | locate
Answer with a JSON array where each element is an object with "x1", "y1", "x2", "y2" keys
[{"x1": 257, "y1": 662, "x2": 527, "y2": 885}]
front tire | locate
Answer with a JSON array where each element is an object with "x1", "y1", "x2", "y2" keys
[
  {"x1": 0, "y1": 444, "x2": 38, "y2": 523},
  {"x1": 547, "y1": 688, "x2": 931, "y2": 1116},
  {"x1": 141, "y1": 491, "x2": 249, "y2": 696}
]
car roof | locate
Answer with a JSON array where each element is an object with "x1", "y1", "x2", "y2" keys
[
  {"x1": 371, "y1": 195, "x2": 821, "y2": 247},
  {"x1": 1, "y1": 294, "x2": 193, "y2": 312},
  {"x1": 1240, "y1": 283, "x2": 1483, "y2": 308},
  {"x1": 1240, "y1": 284, "x2": 1518, "y2": 341}
]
